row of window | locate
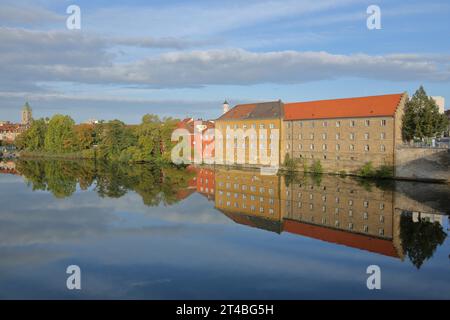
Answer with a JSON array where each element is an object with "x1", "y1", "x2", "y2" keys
[
  {"x1": 218, "y1": 183, "x2": 275, "y2": 194},
  {"x1": 291, "y1": 132, "x2": 387, "y2": 140},
  {"x1": 218, "y1": 200, "x2": 275, "y2": 214},
  {"x1": 287, "y1": 143, "x2": 386, "y2": 152},
  {"x1": 286, "y1": 119, "x2": 387, "y2": 128},
  {"x1": 220, "y1": 123, "x2": 276, "y2": 130},
  {"x1": 286, "y1": 194, "x2": 385, "y2": 209}
]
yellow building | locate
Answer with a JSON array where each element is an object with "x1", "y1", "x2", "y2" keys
[
  {"x1": 214, "y1": 101, "x2": 283, "y2": 167},
  {"x1": 216, "y1": 93, "x2": 408, "y2": 174}
]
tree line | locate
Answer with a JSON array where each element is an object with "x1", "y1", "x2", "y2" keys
[{"x1": 16, "y1": 114, "x2": 179, "y2": 163}]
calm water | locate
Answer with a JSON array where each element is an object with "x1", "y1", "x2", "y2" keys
[{"x1": 0, "y1": 159, "x2": 449, "y2": 299}]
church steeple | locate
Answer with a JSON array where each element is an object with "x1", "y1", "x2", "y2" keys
[{"x1": 21, "y1": 102, "x2": 32, "y2": 125}]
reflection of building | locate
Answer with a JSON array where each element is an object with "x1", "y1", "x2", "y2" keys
[
  {"x1": 176, "y1": 166, "x2": 215, "y2": 201},
  {"x1": 215, "y1": 168, "x2": 281, "y2": 222},
  {"x1": 0, "y1": 161, "x2": 18, "y2": 175},
  {"x1": 214, "y1": 168, "x2": 405, "y2": 259}
]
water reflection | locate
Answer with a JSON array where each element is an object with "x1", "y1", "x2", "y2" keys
[
  {"x1": 215, "y1": 168, "x2": 448, "y2": 269},
  {"x1": 0, "y1": 159, "x2": 448, "y2": 282}
]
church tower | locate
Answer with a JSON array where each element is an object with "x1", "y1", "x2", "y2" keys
[{"x1": 21, "y1": 102, "x2": 32, "y2": 125}]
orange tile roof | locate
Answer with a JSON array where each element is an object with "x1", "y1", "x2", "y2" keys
[{"x1": 284, "y1": 93, "x2": 405, "y2": 120}]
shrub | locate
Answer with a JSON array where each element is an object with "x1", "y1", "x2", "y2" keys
[
  {"x1": 375, "y1": 165, "x2": 394, "y2": 178},
  {"x1": 283, "y1": 153, "x2": 297, "y2": 172},
  {"x1": 358, "y1": 161, "x2": 375, "y2": 177},
  {"x1": 310, "y1": 160, "x2": 323, "y2": 175}
]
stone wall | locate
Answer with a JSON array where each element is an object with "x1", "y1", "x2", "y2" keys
[{"x1": 395, "y1": 146, "x2": 450, "y2": 183}]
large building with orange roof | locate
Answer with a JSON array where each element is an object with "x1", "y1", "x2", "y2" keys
[{"x1": 216, "y1": 93, "x2": 408, "y2": 174}]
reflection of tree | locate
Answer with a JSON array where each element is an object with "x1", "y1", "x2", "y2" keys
[
  {"x1": 16, "y1": 160, "x2": 193, "y2": 206},
  {"x1": 400, "y1": 211, "x2": 447, "y2": 269}
]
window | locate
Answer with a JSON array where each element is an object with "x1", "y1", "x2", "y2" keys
[
  {"x1": 309, "y1": 194, "x2": 313, "y2": 200},
  {"x1": 269, "y1": 123, "x2": 275, "y2": 129},
  {"x1": 350, "y1": 144, "x2": 355, "y2": 151},
  {"x1": 364, "y1": 133, "x2": 369, "y2": 140},
  {"x1": 380, "y1": 203, "x2": 384, "y2": 210},
  {"x1": 364, "y1": 145, "x2": 370, "y2": 152},
  {"x1": 286, "y1": 143, "x2": 290, "y2": 150},
  {"x1": 379, "y1": 215, "x2": 385, "y2": 223},
  {"x1": 380, "y1": 145, "x2": 386, "y2": 152},
  {"x1": 350, "y1": 120, "x2": 356, "y2": 127},
  {"x1": 336, "y1": 121, "x2": 341, "y2": 127},
  {"x1": 322, "y1": 133, "x2": 327, "y2": 140},
  {"x1": 322, "y1": 144, "x2": 327, "y2": 150},
  {"x1": 260, "y1": 124, "x2": 265, "y2": 129},
  {"x1": 381, "y1": 132, "x2": 386, "y2": 139},
  {"x1": 309, "y1": 133, "x2": 314, "y2": 139},
  {"x1": 379, "y1": 228, "x2": 384, "y2": 236},
  {"x1": 310, "y1": 144, "x2": 314, "y2": 150},
  {"x1": 363, "y1": 225, "x2": 369, "y2": 233},
  {"x1": 336, "y1": 144, "x2": 340, "y2": 151},
  {"x1": 310, "y1": 122, "x2": 315, "y2": 128},
  {"x1": 298, "y1": 121, "x2": 303, "y2": 127},
  {"x1": 251, "y1": 124, "x2": 256, "y2": 129},
  {"x1": 365, "y1": 120, "x2": 370, "y2": 126},
  {"x1": 363, "y1": 212, "x2": 368, "y2": 220},
  {"x1": 299, "y1": 144, "x2": 303, "y2": 150},
  {"x1": 350, "y1": 133, "x2": 355, "y2": 140},
  {"x1": 322, "y1": 206, "x2": 326, "y2": 212},
  {"x1": 381, "y1": 119, "x2": 387, "y2": 126},
  {"x1": 299, "y1": 133, "x2": 303, "y2": 139},
  {"x1": 323, "y1": 121, "x2": 328, "y2": 127},
  {"x1": 364, "y1": 200, "x2": 369, "y2": 208},
  {"x1": 259, "y1": 207, "x2": 264, "y2": 213},
  {"x1": 349, "y1": 200, "x2": 353, "y2": 206},
  {"x1": 336, "y1": 133, "x2": 340, "y2": 140},
  {"x1": 348, "y1": 223, "x2": 353, "y2": 230}
]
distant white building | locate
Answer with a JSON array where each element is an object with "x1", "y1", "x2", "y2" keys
[{"x1": 431, "y1": 96, "x2": 445, "y2": 114}]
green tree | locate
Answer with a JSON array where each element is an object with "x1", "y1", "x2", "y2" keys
[
  {"x1": 402, "y1": 86, "x2": 449, "y2": 141},
  {"x1": 16, "y1": 118, "x2": 47, "y2": 151},
  {"x1": 44, "y1": 115, "x2": 76, "y2": 153},
  {"x1": 97, "y1": 120, "x2": 137, "y2": 161}
]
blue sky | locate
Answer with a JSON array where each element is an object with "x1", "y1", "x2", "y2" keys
[{"x1": 0, "y1": 0, "x2": 449, "y2": 123}]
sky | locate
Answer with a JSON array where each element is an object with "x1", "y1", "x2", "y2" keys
[{"x1": 1, "y1": 0, "x2": 449, "y2": 123}]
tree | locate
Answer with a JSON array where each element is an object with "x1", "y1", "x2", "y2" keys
[
  {"x1": 97, "y1": 120, "x2": 136, "y2": 161},
  {"x1": 74, "y1": 124, "x2": 96, "y2": 150},
  {"x1": 400, "y1": 212, "x2": 447, "y2": 269},
  {"x1": 16, "y1": 118, "x2": 47, "y2": 151},
  {"x1": 402, "y1": 86, "x2": 449, "y2": 141},
  {"x1": 44, "y1": 115, "x2": 76, "y2": 153}
]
